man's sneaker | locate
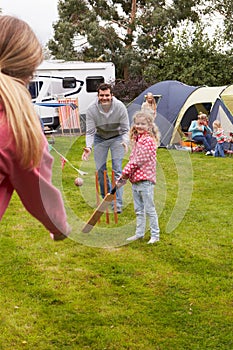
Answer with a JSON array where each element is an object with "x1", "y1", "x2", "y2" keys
[
  {"x1": 205, "y1": 151, "x2": 212, "y2": 156},
  {"x1": 211, "y1": 150, "x2": 215, "y2": 155},
  {"x1": 126, "y1": 235, "x2": 144, "y2": 242},
  {"x1": 147, "y1": 237, "x2": 160, "y2": 244}
]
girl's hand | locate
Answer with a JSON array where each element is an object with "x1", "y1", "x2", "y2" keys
[
  {"x1": 116, "y1": 177, "x2": 127, "y2": 189},
  {"x1": 50, "y1": 223, "x2": 71, "y2": 241}
]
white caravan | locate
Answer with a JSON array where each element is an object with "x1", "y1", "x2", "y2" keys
[{"x1": 29, "y1": 60, "x2": 115, "y2": 130}]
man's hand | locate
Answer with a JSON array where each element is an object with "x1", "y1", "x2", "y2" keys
[
  {"x1": 82, "y1": 147, "x2": 92, "y2": 161},
  {"x1": 121, "y1": 142, "x2": 128, "y2": 154}
]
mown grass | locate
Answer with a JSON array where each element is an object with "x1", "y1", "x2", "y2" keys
[{"x1": 0, "y1": 135, "x2": 232, "y2": 350}]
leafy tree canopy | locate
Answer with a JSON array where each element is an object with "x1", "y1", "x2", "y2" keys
[
  {"x1": 208, "y1": 0, "x2": 233, "y2": 40},
  {"x1": 47, "y1": 0, "x2": 233, "y2": 102},
  {"x1": 143, "y1": 23, "x2": 233, "y2": 87},
  {"x1": 48, "y1": 0, "x2": 204, "y2": 78}
]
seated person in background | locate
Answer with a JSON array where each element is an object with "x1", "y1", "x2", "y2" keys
[
  {"x1": 141, "y1": 92, "x2": 157, "y2": 118},
  {"x1": 188, "y1": 113, "x2": 213, "y2": 156}
]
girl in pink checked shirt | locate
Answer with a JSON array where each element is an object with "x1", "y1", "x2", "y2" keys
[{"x1": 117, "y1": 111, "x2": 161, "y2": 244}]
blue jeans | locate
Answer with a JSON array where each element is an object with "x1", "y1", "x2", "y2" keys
[
  {"x1": 94, "y1": 134, "x2": 124, "y2": 209},
  {"x1": 214, "y1": 142, "x2": 225, "y2": 157},
  {"x1": 132, "y1": 181, "x2": 160, "y2": 238},
  {"x1": 192, "y1": 134, "x2": 212, "y2": 152}
]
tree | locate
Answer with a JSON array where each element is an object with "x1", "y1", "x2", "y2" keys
[
  {"x1": 208, "y1": 0, "x2": 233, "y2": 41},
  {"x1": 143, "y1": 23, "x2": 233, "y2": 86},
  {"x1": 47, "y1": 0, "x2": 233, "y2": 103},
  {"x1": 48, "y1": 0, "x2": 203, "y2": 80}
]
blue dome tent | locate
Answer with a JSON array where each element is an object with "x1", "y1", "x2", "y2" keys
[
  {"x1": 127, "y1": 80, "x2": 198, "y2": 146},
  {"x1": 127, "y1": 80, "x2": 233, "y2": 147}
]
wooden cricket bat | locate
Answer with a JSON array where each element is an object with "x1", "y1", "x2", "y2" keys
[{"x1": 82, "y1": 187, "x2": 117, "y2": 233}]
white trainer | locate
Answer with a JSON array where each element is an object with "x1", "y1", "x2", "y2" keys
[
  {"x1": 126, "y1": 235, "x2": 144, "y2": 242},
  {"x1": 147, "y1": 237, "x2": 159, "y2": 244},
  {"x1": 205, "y1": 151, "x2": 212, "y2": 156}
]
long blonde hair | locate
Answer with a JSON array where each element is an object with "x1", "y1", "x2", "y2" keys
[
  {"x1": 142, "y1": 92, "x2": 157, "y2": 113},
  {"x1": 130, "y1": 111, "x2": 161, "y2": 146},
  {"x1": 0, "y1": 15, "x2": 44, "y2": 169}
]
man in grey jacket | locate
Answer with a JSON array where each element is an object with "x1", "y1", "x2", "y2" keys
[{"x1": 82, "y1": 83, "x2": 129, "y2": 213}]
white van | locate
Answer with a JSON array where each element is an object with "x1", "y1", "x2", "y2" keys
[{"x1": 28, "y1": 60, "x2": 115, "y2": 130}]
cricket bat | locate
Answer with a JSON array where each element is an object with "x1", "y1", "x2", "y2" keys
[{"x1": 82, "y1": 187, "x2": 117, "y2": 233}]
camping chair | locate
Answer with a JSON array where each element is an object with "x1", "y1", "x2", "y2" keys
[{"x1": 183, "y1": 132, "x2": 204, "y2": 153}]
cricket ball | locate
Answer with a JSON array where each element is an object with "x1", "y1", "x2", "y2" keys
[{"x1": 74, "y1": 177, "x2": 84, "y2": 186}]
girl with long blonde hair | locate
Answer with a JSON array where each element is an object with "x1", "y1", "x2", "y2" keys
[
  {"x1": 117, "y1": 111, "x2": 160, "y2": 244},
  {"x1": 0, "y1": 15, "x2": 70, "y2": 240},
  {"x1": 141, "y1": 92, "x2": 157, "y2": 118}
]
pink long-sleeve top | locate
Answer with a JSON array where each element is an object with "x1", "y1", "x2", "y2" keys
[
  {"x1": 122, "y1": 132, "x2": 157, "y2": 184},
  {"x1": 0, "y1": 104, "x2": 69, "y2": 236}
]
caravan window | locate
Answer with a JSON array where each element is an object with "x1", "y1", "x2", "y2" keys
[
  {"x1": 28, "y1": 81, "x2": 43, "y2": 99},
  {"x1": 86, "y1": 76, "x2": 104, "y2": 93},
  {"x1": 63, "y1": 77, "x2": 76, "y2": 88}
]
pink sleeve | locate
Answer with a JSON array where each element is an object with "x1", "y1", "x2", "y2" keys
[
  {"x1": 12, "y1": 143, "x2": 70, "y2": 236},
  {"x1": 0, "y1": 109, "x2": 70, "y2": 238},
  {"x1": 0, "y1": 131, "x2": 70, "y2": 236}
]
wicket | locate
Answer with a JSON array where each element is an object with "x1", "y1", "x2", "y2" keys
[{"x1": 95, "y1": 170, "x2": 118, "y2": 225}]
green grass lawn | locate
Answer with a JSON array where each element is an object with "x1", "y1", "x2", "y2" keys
[{"x1": 0, "y1": 135, "x2": 232, "y2": 350}]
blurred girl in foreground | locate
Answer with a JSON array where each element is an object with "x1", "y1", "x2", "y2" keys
[{"x1": 0, "y1": 15, "x2": 70, "y2": 240}]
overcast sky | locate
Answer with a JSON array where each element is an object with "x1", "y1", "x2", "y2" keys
[
  {"x1": 1, "y1": 0, "x2": 59, "y2": 45},
  {"x1": 1, "y1": 0, "x2": 224, "y2": 47}
]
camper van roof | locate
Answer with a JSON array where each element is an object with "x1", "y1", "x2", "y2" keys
[{"x1": 37, "y1": 60, "x2": 115, "y2": 71}]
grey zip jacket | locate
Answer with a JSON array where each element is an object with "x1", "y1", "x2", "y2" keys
[{"x1": 85, "y1": 97, "x2": 130, "y2": 148}]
